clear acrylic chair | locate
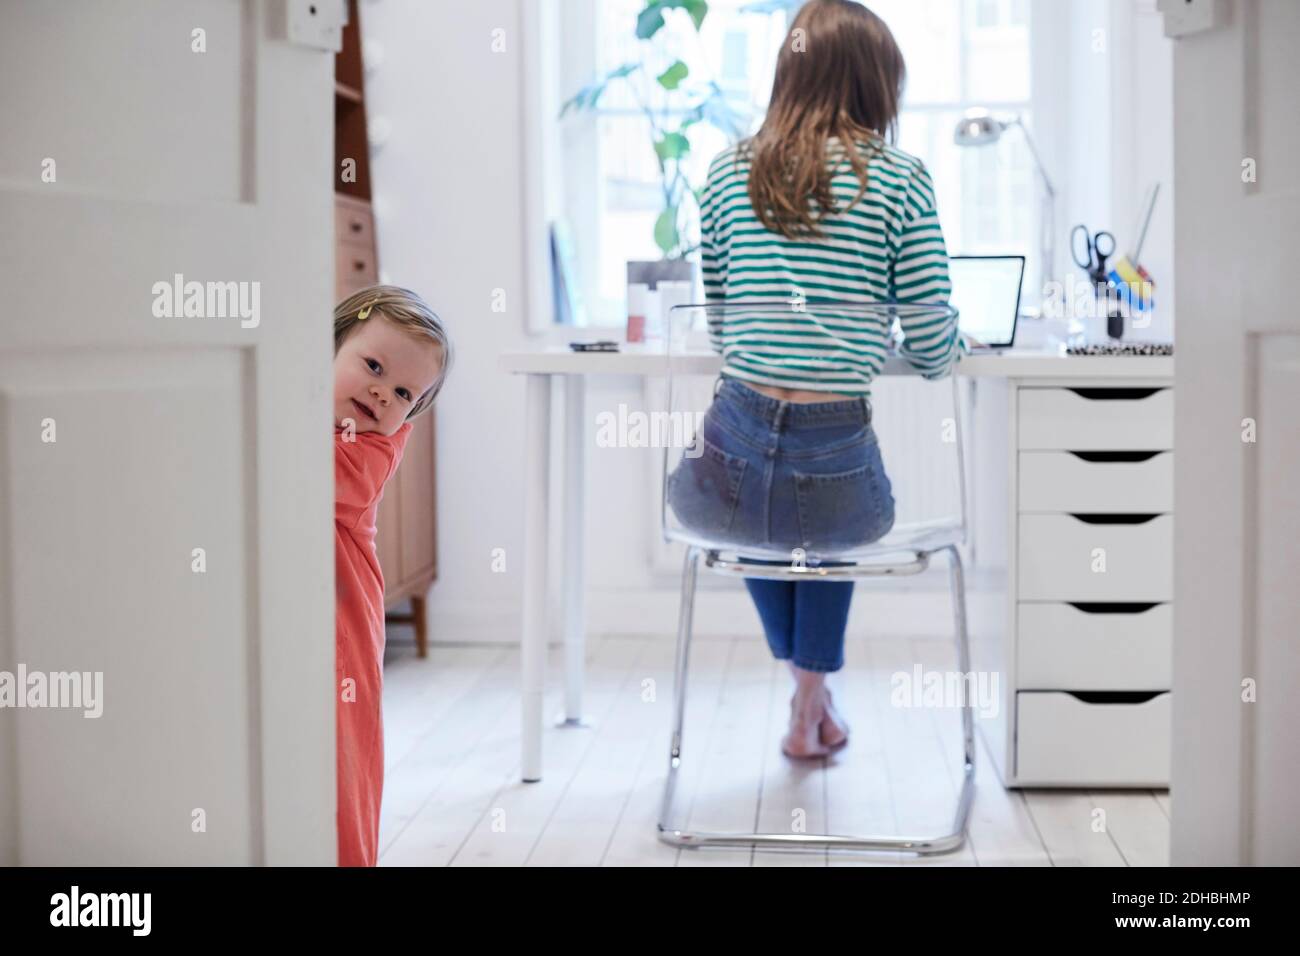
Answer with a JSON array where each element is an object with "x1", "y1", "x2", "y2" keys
[{"x1": 655, "y1": 300, "x2": 975, "y2": 855}]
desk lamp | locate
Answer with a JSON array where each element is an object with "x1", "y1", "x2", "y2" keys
[{"x1": 954, "y1": 109, "x2": 1057, "y2": 312}]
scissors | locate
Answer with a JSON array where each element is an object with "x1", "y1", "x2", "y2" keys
[{"x1": 1071, "y1": 224, "x2": 1116, "y2": 283}]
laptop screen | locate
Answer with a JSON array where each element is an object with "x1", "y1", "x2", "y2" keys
[{"x1": 948, "y1": 255, "x2": 1025, "y2": 348}]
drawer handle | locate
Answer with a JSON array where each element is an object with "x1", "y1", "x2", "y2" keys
[
  {"x1": 353, "y1": 259, "x2": 367, "y2": 272},
  {"x1": 1066, "y1": 387, "x2": 1166, "y2": 400},
  {"x1": 1069, "y1": 513, "x2": 1161, "y2": 524},
  {"x1": 1070, "y1": 451, "x2": 1163, "y2": 463},
  {"x1": 1066, "y1": 691, "x2": 1165, "y2": 705},
  {"x1": 349, "y1": 219, "x2": 364, "y2": 233},
  {"x1": 1067, "y1": 601, "x2": 1162, "y2": 614}
]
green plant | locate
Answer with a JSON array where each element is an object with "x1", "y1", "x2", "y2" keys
[{"x1": 559, "y1": 0, "x2": 755, "y2": 261}]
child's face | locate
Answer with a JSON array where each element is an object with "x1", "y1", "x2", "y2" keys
[{"x1": 334, "y1": 316, "x2": 444, "y2": 436}]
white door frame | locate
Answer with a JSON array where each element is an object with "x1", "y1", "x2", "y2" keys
[{"x1": 1167, "y1": 0, "x2": 1300, "y2": 866}]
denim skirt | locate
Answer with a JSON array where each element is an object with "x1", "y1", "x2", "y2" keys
[{"x1": 666, "y1": 375, "x2": 896, "y2": 557}]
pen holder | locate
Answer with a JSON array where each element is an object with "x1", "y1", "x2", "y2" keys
[
  {"x1": 1068, "y1": 276, "x2": 1145, "y2": 346},
  {"x1": 1064, "y1": 288, "x2": 1108, "y2": 346}
]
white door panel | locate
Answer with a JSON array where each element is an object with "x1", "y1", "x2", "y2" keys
[
  {"x1": 0, "y1": 0, "x2": 254, "y2": 203},
  {"x1": 0, "y1": 1, "x2": 335, "y2": 864}
]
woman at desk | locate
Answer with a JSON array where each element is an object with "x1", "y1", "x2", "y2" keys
[{"x1": 667, "y1": 0, "x2": 971, "y2": 758}]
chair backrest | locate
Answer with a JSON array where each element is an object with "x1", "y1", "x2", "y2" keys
[{"x1": 660, "y1": 300, "x2": 967, "y2": 563}]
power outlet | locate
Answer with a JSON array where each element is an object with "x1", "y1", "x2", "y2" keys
[
  {"x1": 286, "y1": 0, "x2": 347, "y2": 52},
  {"x1": 1156, "y1": 0, "x2": 1231, "y2": 38}
]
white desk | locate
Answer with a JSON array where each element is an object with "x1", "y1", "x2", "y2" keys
[{"x1": 500, "y1": 344, "x2": 1174, "y2": 783}]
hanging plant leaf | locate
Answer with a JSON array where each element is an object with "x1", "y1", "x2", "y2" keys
[
  {"x1": 654, "y1": 132, "x2": 691, "y2": 161},
  {"x1": 679, "y1": 0, "x2": 710, "y2": 30},
  {"x1": 696, "y1": 81, "x2": 746, "y2": 138},
  {"x1": 636, "y1": 3, "x2": 667, "y2": 39},
  {"x1": 654, "y1": 207, "x2": 680, "y2": 255},
  {"x1": 559, "y1": 62, "x2": 639, "y2": 116},
  {"x1": 637, "y1": 0, "x2": 709, "y2": 40},
  {"x1": 679, "y1": 98, "x2": 713, "y2": 134},
  {"x1": 657, "y1": 59, "x2": 690, "y2": 91}
]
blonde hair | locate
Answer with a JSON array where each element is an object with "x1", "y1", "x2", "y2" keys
[{"x1": 334, "y1": 284, "x2": 452, "y2": 420}]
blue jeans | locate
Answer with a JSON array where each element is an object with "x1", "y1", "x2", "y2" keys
[{"x1": 666, "y1": 376, "x2": 896, "y2": 672}]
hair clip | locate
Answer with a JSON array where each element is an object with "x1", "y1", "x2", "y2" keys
[{"x1": 357, "y1": 299, "x2": 377, "y2": 320}]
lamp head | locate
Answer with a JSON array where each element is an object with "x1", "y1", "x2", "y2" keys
[{"x1": 953, "y1": 109, "x2": 1008, "y2": 146}]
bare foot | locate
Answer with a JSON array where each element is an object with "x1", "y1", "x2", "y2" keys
[
  {"x1": 819, "y1": 687, "x2": 849, "y2": 749},
  {"x1": 782, "y1": 696, "x2": 830, "y2": 759}
]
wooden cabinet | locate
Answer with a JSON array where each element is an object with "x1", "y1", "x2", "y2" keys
[
  {"x1": 376, "y1": 410, "x2": 438, "y2": 654},
  {"x1": 334, "y1": 0, "x2": 436, "y2": 655},
  {"x1": 333, "y1": 0, "x2": 376, "y2": 303},
  {"x1": 334, "y1": 195, "x2": 379, "y2": 299},
  {"x1": 398, "y1": 414, "x2": 438, "y2": 584}
]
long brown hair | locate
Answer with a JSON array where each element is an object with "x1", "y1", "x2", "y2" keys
[{"x1": 741, "y1": 0, "x2": 905, "y2": 239}]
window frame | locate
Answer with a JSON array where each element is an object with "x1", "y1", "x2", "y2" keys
[{"x1": 529, "y1": 0, "x2": 1069, "y2": 334}]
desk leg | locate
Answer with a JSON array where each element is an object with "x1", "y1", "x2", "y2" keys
[
  {"x1": 560, "y1": 374, "x2": 591, "y2": 727},
  {"x1": 521, "y1": 373, "x2": 551, "y2": 783}
]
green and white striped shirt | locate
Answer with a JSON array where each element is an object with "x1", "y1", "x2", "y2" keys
[{"x1": 700, "y1": 137, "x2": 967, "y2": 395}]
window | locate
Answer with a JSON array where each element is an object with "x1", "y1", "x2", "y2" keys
[
  {"x1": 873, "y1": 0, "x2": 1039, "y2": 293},
  {"x1": 557, "y1": 0, "x2": 790, "y2": 326},
  {"x1": 556, "y1": 0, "x2": 1037, "y2": 326}
]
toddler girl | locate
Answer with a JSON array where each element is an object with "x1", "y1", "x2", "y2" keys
[{"x1": 333, "y1": 285, "x2": 452, "y2": 866}]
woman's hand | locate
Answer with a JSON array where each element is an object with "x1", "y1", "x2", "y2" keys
[{"x1": 961, "y1": 332, "x2": 985, "y2": 349}]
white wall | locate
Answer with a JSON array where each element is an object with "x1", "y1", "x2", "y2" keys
[
  {"x1": 1037, "y1": 0, "x2": 1174, "y2": 337},
  {"x1": 1110, "y1": 0, "x2": 1175, "y2": 337},
  {"x1": 366, "y1": 0, "x2": 1175, "y2": 646},
  {"x1": 365, "y1": 0, "x2": 533, "y2": 641}
]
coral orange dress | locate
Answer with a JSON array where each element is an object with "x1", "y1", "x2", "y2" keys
[{"x1": 334, "y1": 421, "x2": 411, "y2": 867}]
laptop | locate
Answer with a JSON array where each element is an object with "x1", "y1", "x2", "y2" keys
[{"x1": 948, "y1": 254, "x2": 1025, "y2": 352}]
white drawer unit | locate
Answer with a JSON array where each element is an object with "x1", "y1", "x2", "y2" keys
[
  {"x1": 1017, "y1": 602, "x2": 1172, "y2": 690},
  {"x1": 1019, "y1": 450, "x2": 1173, "y2": 513},
  {"x1": 972, "y1": 374, "x2": 1175, "y2": 790},
  {"x1": 1016, "y1": 691, "x2": 1171, "y2": 786},
  {"x1": 1018, "y1": 513, "x2": 1174, "y2": 602},
  {"x1": 1018, "y1": 386, "x2": 1173, "y2": 450}
]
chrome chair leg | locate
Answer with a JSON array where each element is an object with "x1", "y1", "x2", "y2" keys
[
  {"x1": 657, "y1": 544, "x2": 976, "y2": 856},
  {"x1": 944, "y1": 543, "x2": 978, "y2": 847},
  {"x1": 657, "y1": 546, "x2": 699, "y2": 835}
]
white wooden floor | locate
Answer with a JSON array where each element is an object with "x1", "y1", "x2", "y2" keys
[{"x1": 377, "y1": 632, "x2": 1171, "y2": 867}]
